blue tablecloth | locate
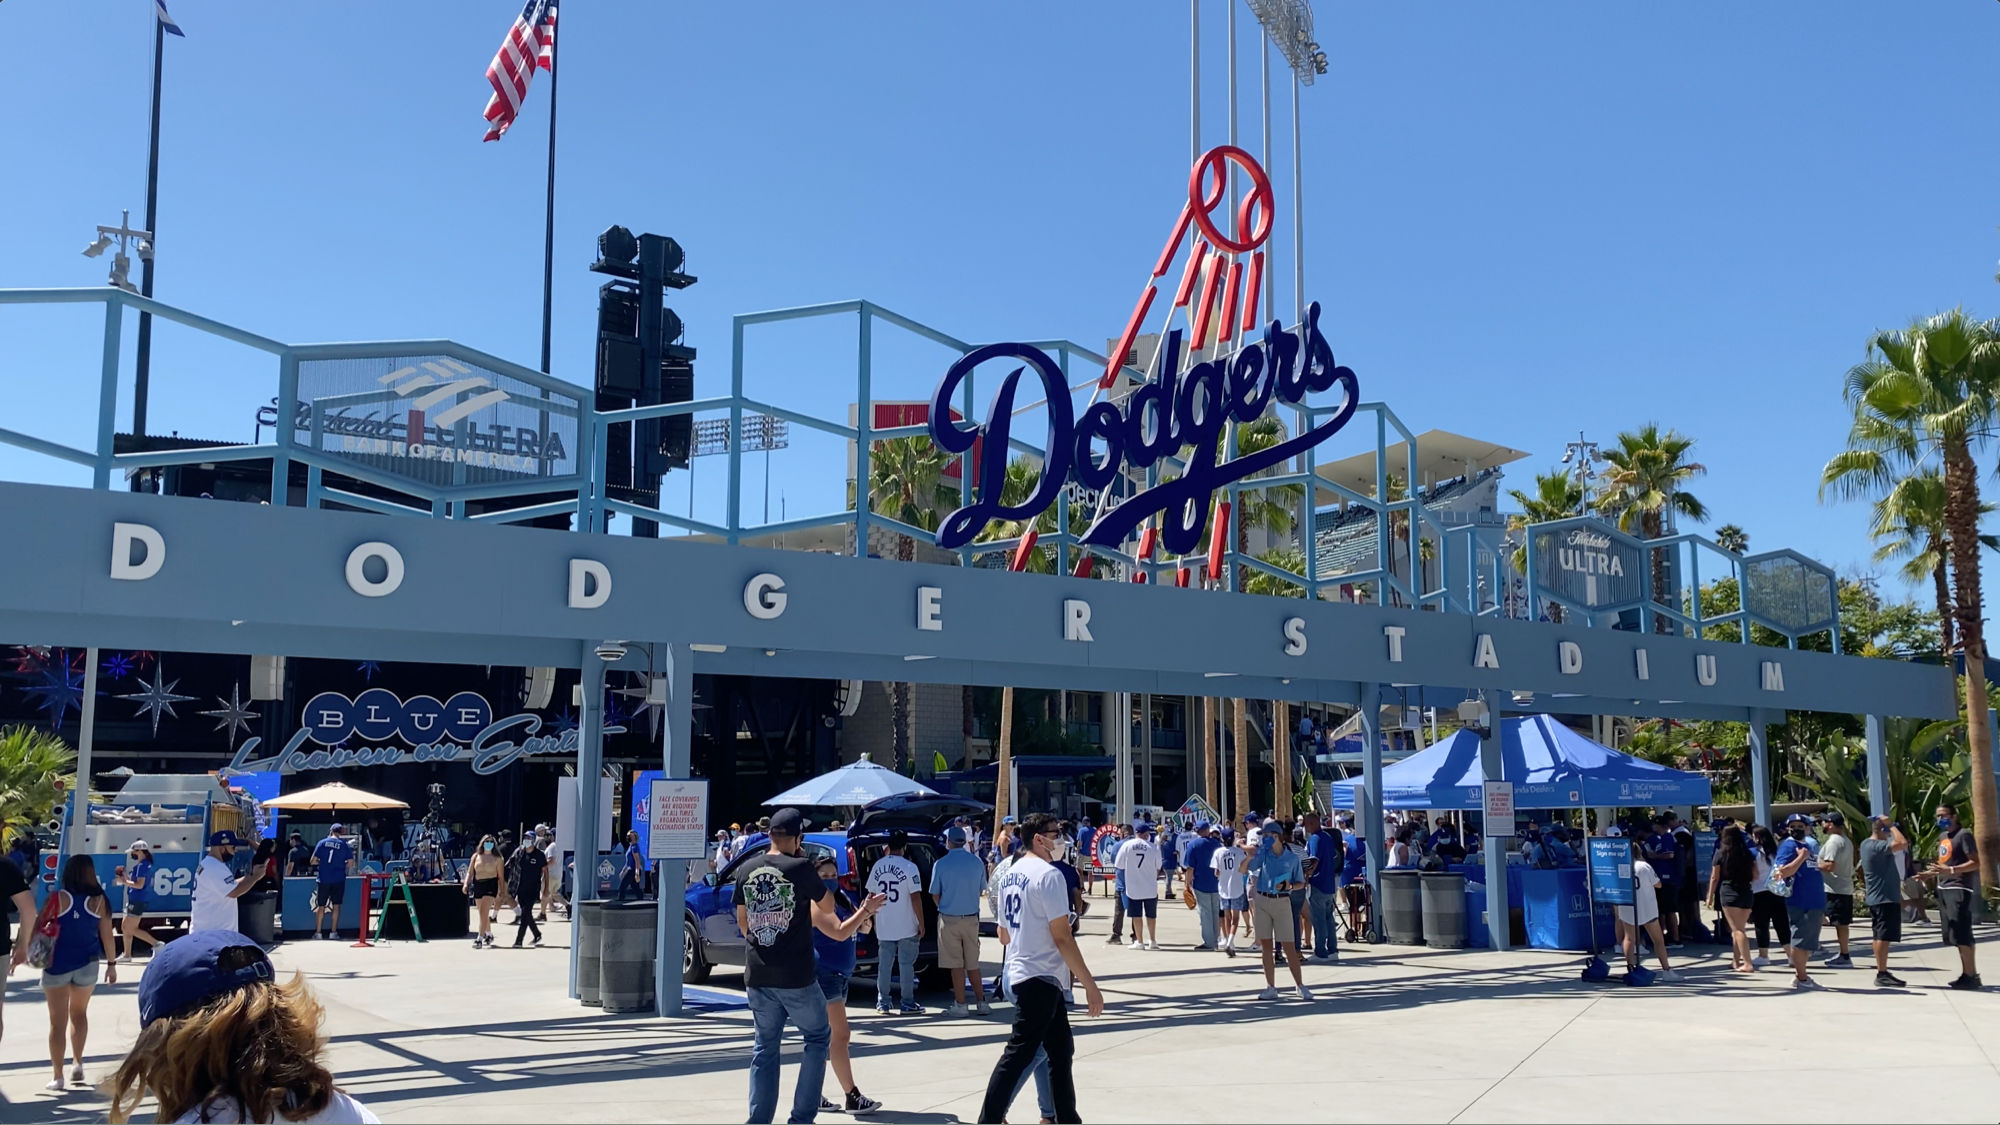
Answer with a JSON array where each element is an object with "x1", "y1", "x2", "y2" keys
[{"x1": 1522, "y1": 867, "x2": 1594, "y2": 951}]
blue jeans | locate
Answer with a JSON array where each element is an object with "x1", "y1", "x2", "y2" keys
[
  {"x1": 1194, "y1": 889, "x2": 1220, "y2": 948},
  {"x1": 875, "y1": 936, "x2": 918, "y2": 1008},
  {"x1": 1009, "y1": 1045, "x2": 1055, "y2": 1121},
  {"x1": 1308, "y1": 888, "x2": 1342, "y2": 959},
  {"x1": 747, "y1": 983, "x2": 831, "y2": 1124}
]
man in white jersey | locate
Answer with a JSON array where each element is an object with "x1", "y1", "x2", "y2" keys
[
  {"x1": 979, "y1": 813, "x2": 1103, "y2": 1124},
  {"x1": 1211, "y1": 827, "x2": 1248, "y2": 956},
  {"x1": 1112, "y1": 821, "x2": 1161, "y2": 949}
]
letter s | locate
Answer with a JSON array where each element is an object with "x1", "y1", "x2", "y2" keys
[{"x1": 1283, "y1": 617, "x2": 1307, "y2": 657}]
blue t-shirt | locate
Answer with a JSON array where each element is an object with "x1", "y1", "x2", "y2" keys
[
  {"x1": 1342, "y1": 836, "x2": 1367, "y2": 883},
  {"x1": 312, "y1": 837, "x2": 354, "y2": 884},
  {"x1": 1159, "y1": 830, "x2": 1180, "y2": 869},
  {"x1": 1775, "y1": 837, "x2": 1825, "y2": 911},
  {"x1": 1076, "y1": 825, "x2": 1096, "y2": 858},
  {"x1": 1102, "y1": 837, "x2": 1125, "y2": 891},
  {"x1": 1185, "y1": 837, "x2": 1221, "y2": 894},
  {"x1": 812, "y1": 885, "x2": 858, "y2": 974},
  {"x1": 1644, "y1": 832, "x2": 1679, "y2": 887},
  {"x1": 1306, "y1": 830, "x2": 1344, "y2": 893},
  {"x1": 1246, "y1": 841, "x2": 1303, "y2": 896},
  {"x1": 929, "y1": 848, "x2": 986, "y2": 916},
  {"x1": 128, "y1": 859, "x2": 154, "y2": 905}
]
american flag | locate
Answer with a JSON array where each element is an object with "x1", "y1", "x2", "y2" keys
[{"x1": 481, "y1": 0, "x2": 558, "y2": 142}]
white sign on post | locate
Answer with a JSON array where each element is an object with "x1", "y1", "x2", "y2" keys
[
  {"x1": 1482, "y1": 780, "x2": 1515, "y2": 835},
  {"x1": 648, "y1": 779, "x2": 710, "y2": 861}
]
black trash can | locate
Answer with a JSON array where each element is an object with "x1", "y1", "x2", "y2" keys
[{"x1": 240, "y1": 890, "x2": 279, "y2": 946}]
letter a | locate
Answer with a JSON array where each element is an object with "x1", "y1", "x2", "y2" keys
[{"x1": 1473, "y1": 634, "x2": 1499, "y2": 670}]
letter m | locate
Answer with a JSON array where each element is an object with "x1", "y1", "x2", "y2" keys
[{"x1": 1760, "y1": 661, "x2": 1785, "y2": 692}]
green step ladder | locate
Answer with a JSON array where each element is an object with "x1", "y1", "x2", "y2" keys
[{"x1": 370, "y1": 872, "x2": 425, "y2": 943}]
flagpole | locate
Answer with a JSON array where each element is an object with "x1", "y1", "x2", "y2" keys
[
  {"x1": 538, "y1": 13, "x2": 561, "y2": 375},
  {"x1": 134, "y1": 13, "x2": 166, "y2": 438}
]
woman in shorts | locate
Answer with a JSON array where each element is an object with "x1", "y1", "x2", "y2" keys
[
  {"x1": 41, "y1": 854, "x2": 117, "y2": 1090},
  {"x1": 116, "y1": 841, "x2": 161, "y2": 962},
  {"x1": 813, "y1": 855, "x2": 881, "y2": 1116},
  {"x1": 462, "y1": 834, "x2": 508, "y2": 949},
  {"x1": 1707, "y1": 825, "x2": 1756, "y2": 973}
]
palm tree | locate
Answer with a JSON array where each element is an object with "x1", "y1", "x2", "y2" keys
[
  {"x1": 1595, "y1": 424, "x2": 1708, "y2": 630},
  {"x1": 1823, "y1": 310, "x2": 2000, "y2": 886},
  {"x1": 1714, "y1": 524, "x2": 1750, "y2": 555},
  {"x1": 1232, "y1": 417, "x2": 1305, "y2": 554},
  {"x1": 868, "y1": 436, "x2": 951, "y2": 772},
  {"x1": 1505, "y1": 469, "x2": 1589, "y2": 576},
  {"x1": 1242, "y1": 547, "x2": 1307, "y2": 597},
  {"x1": 0, "y1": 726, "x2": 75, "y2": 846},
  {"x1": 1865, "y1": 471, "x2": 1999, "y2": 657}
]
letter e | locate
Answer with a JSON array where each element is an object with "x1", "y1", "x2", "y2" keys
[{"x1": 917, "y1": 586, "x2": 943, "y2": 632}]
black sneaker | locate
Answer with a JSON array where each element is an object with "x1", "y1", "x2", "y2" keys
[
  {"x1": 818, "y1": 1096, "x2": 841, "y2": 1114},
  {"x1": 845, "y1": 1089, "x2": 881, "y2": 1115},
  {"x1": 1948, "y1": 974, "x2": 1983, "y2": 991},
  {"x1": 1875, "y1": 971, "x2": 1906, "y2": 988}
]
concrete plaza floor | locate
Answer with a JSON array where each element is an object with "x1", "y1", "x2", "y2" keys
[{"x1": 0, "y1": 897, "x2": 1994, "y2": 1123}]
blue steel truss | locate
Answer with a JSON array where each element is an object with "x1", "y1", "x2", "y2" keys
[{"x1": 0, "y1": 287, "x2": 1837, "y2": 648}]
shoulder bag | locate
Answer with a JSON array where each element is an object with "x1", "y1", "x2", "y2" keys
[{"x1": 24, "y1": 890, "x2": 62, "y2": 970}]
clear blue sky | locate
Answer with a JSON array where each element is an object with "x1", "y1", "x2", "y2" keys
[{"x1": 2, "y1": 2, "x2": 1996, "y2": 591}]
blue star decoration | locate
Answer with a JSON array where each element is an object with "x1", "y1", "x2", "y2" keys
[
  {"x1": 549, "y1": 707, "x2": 579, "y2": 735},
  {"x1": 199, "y1": 683, "x2": 257, "y2": 749},
  {"x1": 120, "y1": 666, "x2": 198, "y2": 738},
  {"x1": 24, "y1": 653, "x2": 86, "y2": 728},
  {"x1": 102, "y1": 652, "x2": 137, "y2": 680},
  {"x1": 356, "y1": 661, "x2": 383, "y2": 682}
]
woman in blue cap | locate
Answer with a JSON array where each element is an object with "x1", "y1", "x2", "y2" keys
[{"x1": 105, "y1": 930, "x2": 378, "y2": 1123}]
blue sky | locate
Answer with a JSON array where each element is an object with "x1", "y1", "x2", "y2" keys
[{"x1": 2, "y1": 2, "x2": 1996, "y2": 591}]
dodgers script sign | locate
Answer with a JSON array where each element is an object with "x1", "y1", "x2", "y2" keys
[{"x1": 929, "y1": 146, "x2": 1360, "y2": 555}]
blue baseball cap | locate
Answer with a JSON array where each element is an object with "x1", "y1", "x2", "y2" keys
[
  {"x1": 207, "y1": 830, "x2": 243, "y2": 848},
  {"x1": 945, "y1": 827, "x2": 967, "y2": 845},
  {"x1": 1001, "y1": 815, "x2": 1018, "y2": 825},
  {"x1": 138, "y1": 930, "x2": 273, "y2": 1026},
  {"x1": 1134, "y1": 821, "x2": 1154, "y2": 835}
]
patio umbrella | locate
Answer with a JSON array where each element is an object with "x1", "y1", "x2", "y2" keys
[
  {"x1": 763, "y1": 755, "x2": 938, "y2": 807},
  {"x1": 259, "y1": 781, "x2": 409, "y2": 811}
]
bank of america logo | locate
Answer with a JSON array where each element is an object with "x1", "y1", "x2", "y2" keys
[{"x1": 377, "y1": 359, "x2": 512, "y2": 429}]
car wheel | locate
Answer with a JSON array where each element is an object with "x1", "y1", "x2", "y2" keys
[{"x1": 683, "y1": 917, "x2": 711, "y2": 983}]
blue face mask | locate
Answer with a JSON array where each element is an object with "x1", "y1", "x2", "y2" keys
[
  {"x1": 821, "y1": 878, "x2": 839, "y2": 893},
  {"x1": 484, "y1": 842, "x2": 495, "y2": 852},
  {"x1": 1936, "y1": 816, "x2": 1954, "y2": 832}
]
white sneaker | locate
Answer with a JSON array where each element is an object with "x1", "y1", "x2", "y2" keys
[
  {"x1": 945, "y1": 1002, "x2": 969, "y2": 1018},
  {"x1": 1752, "y1": 955, "x2": 1771, "y2": 967},
  {"x1": 974, "y1": 1001, "x2": 992, "y2": 1016},
  {"x1": 1296, "y1": 985, "x2": 1313, "y2": 1001},
  {"x1": 1257, "y1": 987, "x2": 1280, "y2": 1001},
  {"x1": 1659, "y1": 969, "x2": 1686, "y2": 983}
]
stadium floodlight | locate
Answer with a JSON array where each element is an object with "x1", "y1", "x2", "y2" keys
[
  {"x1": 82, "y1": 234, "x2": 114, "y2": 258},
  {"x1": 84, "y1": 211, "x2": 151, "y2": 291},
  {"x1": 1245, "y1": 0, "x2": 1320, "y2": 84}
]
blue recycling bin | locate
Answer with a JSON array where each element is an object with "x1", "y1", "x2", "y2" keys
[
  {"x1": 1522, "y1": 867, "x2": 1593, "y2": 950},
  {"x1": 1464, "y1": 882, "x2": 1490, "y2": 949}
]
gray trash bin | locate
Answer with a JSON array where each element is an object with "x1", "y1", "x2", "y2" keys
[
  {"x1": 1382, "y1": 870, "x2": 1424, "y2": 945},
  {"x1": 239, "y1": 890, "x2": 278, "y2": 946},
  {"x1": 1420, "y1": 872, "x2": 1467, "y2": 949},
  {"x1": 577, "y1": 899, "x2": 607, "y2": 1006},
  {"x1": 600, "y1": 900, "x2": 658, "y2": 1014}
]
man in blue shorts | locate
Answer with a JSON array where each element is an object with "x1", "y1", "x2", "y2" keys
[{"x1": 310, "y1": 823, "x2": 355, "y2": 940}]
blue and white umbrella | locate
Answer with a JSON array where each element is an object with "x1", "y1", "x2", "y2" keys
[{"x1": 763, "y1": 756, "x2": 938, "y2": 808}]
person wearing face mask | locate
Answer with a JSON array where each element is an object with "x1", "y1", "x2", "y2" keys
[
  {"x1": 1772, "y1": 814, "x2": 1826, "y2": 990},
  {"x1": 1245, "y1": 818, "x2": 1310, "y2": 1002},
  {"x1": 462, "y1": 834, "x2": 508, "y2": 949},
  {"x1": 190, "y1": 831, "x2": 266, "y2": 935},
  {"x1": 115, "y1": 842, "x2": 161, "y2": 962},
  {"x1": 928, "y1": 827, "x2": 990, "y2": 1018},
  {"x1": 1923, "y1": 804, "x2": 1983, "y2": 990},
  {"x1": 812, "y1": 854, "x2": 883, "y2": 1117},
  {"x1": 1856, "y1": 815, "x2": 1909, "y2": 987}
]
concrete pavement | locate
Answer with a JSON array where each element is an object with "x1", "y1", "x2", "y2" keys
[{"x1": 0, "y1": 898, "x2": 1994, "y2": 1123}]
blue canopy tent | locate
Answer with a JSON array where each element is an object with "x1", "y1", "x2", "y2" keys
[{"x1": 1326, "y1": 715, "x2": 1711, "y2": 811}]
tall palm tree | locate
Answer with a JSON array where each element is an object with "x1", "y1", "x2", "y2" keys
[
  {"x1": 1595, "y1": 424, "x2": 1708, "y2": 630},
  {"x1": 1713, "y1": 524, "x2": 1750, "y2": 555},
  {"x1": 1865, "y1": 471, "x2": 1999, "y2": 657},
  {"x1": 1232, "y1": 417, "x2": 1305, "y2": 555},
  {"x1": 1505, "y1": 469, "x2": 1589, "y2": 576},
  {"x1": 867, "y1": 436, "x2": 950, "y2": 772},
  {"x1": 1823, "y1": 310, "x2": 2000, "y2": 886}
]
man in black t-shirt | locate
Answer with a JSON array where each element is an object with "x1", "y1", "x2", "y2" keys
[
  {"x1": 1927, "y1": 804, "x2": 1982, "y2": 990},
  {"x1": 733, "y1": 808, "x2": 882, "y2": 1124},
  {"x1": 510, "y1": 840, "x2": 550, "y2": 948},
  {"x1": 1, "y1": 852, "x2": 38, "y2": 1036},
  {"x1": 285, "y1": 832, "x2": 313, "y2": 877}
]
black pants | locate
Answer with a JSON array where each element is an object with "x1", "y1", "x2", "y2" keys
[
  {"x1": 513, "y1": 886, "x2": 542, "y2": 945},
  {"x1": 1752, "y1": 890, "x2": 1790, "y2": 952},
  {"x1": 979, "y1": 977, "x2": 1077, "y2": 1124}
]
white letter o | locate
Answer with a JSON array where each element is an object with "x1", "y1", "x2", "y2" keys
[{"x1": 345, "y1": 542, "x2": 405, "y2": 598}]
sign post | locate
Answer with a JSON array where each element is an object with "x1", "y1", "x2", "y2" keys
[
  {"x1": 646, "y1": 779, "x2": 709, "y2": 862},
  {"x1": 1586, "y1": 836, "x2": 1635, "y2": 964},
  {"x1": 1481, "y1": 780, "x2": 1515, "y2": 835}
]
